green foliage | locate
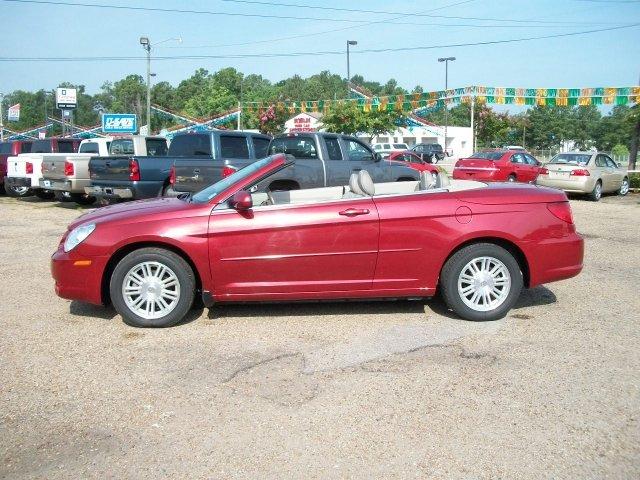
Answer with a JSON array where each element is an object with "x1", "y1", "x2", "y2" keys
[
  {"x1": 629, "y1": 172, "x2": 640, "y2": 189},
  {"x1": 612, "y1": 144, "x2": 629, "y2": 156},
  {"x1": 320, "y1": 102, "x2": 403, "y2": 136}
]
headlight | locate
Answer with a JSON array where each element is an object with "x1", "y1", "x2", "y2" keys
[{"x1": 64, "y1": 223, "x2": 96, "y2": 253}]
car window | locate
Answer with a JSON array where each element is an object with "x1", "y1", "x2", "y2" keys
[
  {"x1": 110, "y1": 139, "x2": 134, "y2": 155},
  {"x1": 32, "y1": 140, "x2": 52, "y2": 153},
  {"x1": 146, "y1": 139, "x2": 168, "y2": 156},
  {"x1": 168, "y1": 134, "x2": 211, "y2": 156},
  {"x1": 595, "y1": 155, "x2": 608, "y2": 168},
  {"x1": 21, "y1": 142, "x2": 32, "y2": 153},
  {"x1": 604, "y1": 156, "x2": 617, "y2": 168},
  {"x1": 325, "y1": 137, "x2": 343, "y2": 160},
  {"x1": 549, "y1": 153, "x2": 591, "y2": 165},
  {"x1": 393, "y1": 143, "x2": 405, "y2": 149},
  {"x1": 344, "y1": 139, "x2": 373, "y2": 162},
  {"x1": 252, "y1": 137, "x2": 270, "y2": 158},
  {"x1": 79, "y1": 142, "x2": 100, "y2": 154},
  {"x1": 511, "y1": 153, "x2": 526, "y2": 164},
  {"x1": 220, "y1": 136, "x2": 250, "y2": 159},
  {"x1": 269, "y1": 136, "x2": 318, "y2": 159},
  {"x1": 524, "y1": 154, "x2": 538, "y2": 165},
  {"x1": 0, "y1": 142, "x2": 11, "y2": 154},
  {"x1": 58, "y1": 140, "x2": 75, "y2": 153}
]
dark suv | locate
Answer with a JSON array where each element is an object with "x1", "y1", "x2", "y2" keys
[{"x1": 411, "y1": 143, "x2": 445, "y2": 164}]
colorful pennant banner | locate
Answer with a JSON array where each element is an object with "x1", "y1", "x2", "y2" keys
[{"x1": 242, "y1": 86, "x2": 640, "y2": 115}]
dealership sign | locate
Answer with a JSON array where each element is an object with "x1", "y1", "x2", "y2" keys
[
  {"x1": 7, "y1": 104, "x2": 20, "y2": 121},
  {"x1": 102, "y1": 113, "x2": 137, "y2": 134},
  {"x1": 56, "y1": 88, "x2": 77, "y2": 109}
]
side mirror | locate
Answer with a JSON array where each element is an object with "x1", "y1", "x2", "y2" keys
[
  {"x1": 617, "y1": 162, "x2": 622, "y2": 168},
  {"x1": 229, "y1": 190, "x2": 253, "y2": 211},
  {"x1": 374, "y1": 152, "x2": 382, "y2": 162}
]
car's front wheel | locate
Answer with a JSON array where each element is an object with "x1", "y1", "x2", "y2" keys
[
  {"x1": 440, "y1": 243, "x2": 523, "y2": 321},
  {"x1": 619, "y1": 177, "x2": 629, "y2": 196},
  {"x1": 109, "y1": 248, "x2": 196, "y2": 328}
]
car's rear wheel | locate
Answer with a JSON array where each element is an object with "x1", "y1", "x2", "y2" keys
[
  {"x1": 34, "y1": 189, "x2": 55, "y2": 200},
  {"x1": 6, "y1": 185, "x2": 32, "y2": 197},
  {"x1": 589, "y1": 180, "x2": 602, "y2": 201},
  {"x1": 619, "y1": 177, "x2": 629, "y2": 196},
  {"x1": 440, "y1": 243, "x2": 523, "y2": 321},
  {"x1": 109, "y1": 248, "x2": 196, "y2": 328}
]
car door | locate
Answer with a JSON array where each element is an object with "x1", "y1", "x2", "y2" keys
[
  {"x1": 509, "y1": 153, "x2": 527, "y2": 180},
  {"x1": 209, "y1": 196, "x2": 380, "y2": 297},
  {"x1": 341, "y1": 136, "x2": 391, "y2": 182},
  {"x1": 595, "y1": 154, "x2": 614, "y2": 191},
  {"x1": 603, "y1": 155, "x2": 623, "y2": 192},
  {"x1": 524, "y1": 153, "x2": 541, "y2": 182}
]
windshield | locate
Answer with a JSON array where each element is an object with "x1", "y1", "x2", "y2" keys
[
  {"x1": 549, "y1": 153, "x2": 591, "y2": 165},
  {"x1": 191, "y1": 156, "x2": 276, "y2": 204},
  {"x1": 469, "y1": 151, "x2": 504, "y2": 161}
]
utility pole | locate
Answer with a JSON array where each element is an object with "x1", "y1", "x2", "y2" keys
[
  {"x1": 238, "y1": 76, "x2": 243, "y2": 131},
  {"x1": 470, "y1": 93, "x2": 475, "y2": 153},
  {"x1": 346, "y1": 40, "x2": 357, "y2": 96},
  {"x1": 140, "y1": 37, "x2": 151, "y2": 134},
  {"x1": 0, "y1": 92, "x2": 4, "y2": 142},
  {"x1": 438, "y1": 57, "x2": 456, "y2": 152}
]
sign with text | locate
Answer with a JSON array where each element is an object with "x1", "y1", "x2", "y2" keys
[
  {"x1": 102, "y1": 113, "x2": 137, "y2": 134},
  {"x1": 56, "y1": 88, "x2": 77, "y2": 109},
  {"x1": 7, "y1": 104, "x2": 20, "y2": 121}
]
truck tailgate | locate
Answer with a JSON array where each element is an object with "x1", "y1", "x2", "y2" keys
[
  {"x1": 7, "y1": 156, "x2": 29, "y2": 176},
  {"x1": 89, "y1": 156, "x2": 132, "y2": 182},
  {"x1": 174, "y1": 158, "x2": 255, "y2": 193}
]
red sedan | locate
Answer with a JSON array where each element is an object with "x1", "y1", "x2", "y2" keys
[
  {"x1": 385, "y1": 151, "x2": 440, "y2": 177},
  {"x1": 52, "y1": 154, "x2": 583, "y2": 328},
  {"x1": 453, "y1": 150, "x2": 542, "y2": 183}
]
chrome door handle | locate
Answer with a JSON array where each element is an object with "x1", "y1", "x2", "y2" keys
[{"x1": 339, "y1": 208, "x2": 370, "y2": 217}]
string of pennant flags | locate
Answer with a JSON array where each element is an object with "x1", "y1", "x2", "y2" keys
[{"x1": 242, "y1": 86, "x2": 640, "y2": 115}]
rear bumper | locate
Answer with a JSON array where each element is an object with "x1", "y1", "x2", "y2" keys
[
  {"x1": 453, "y1": 168, "x2": 500, "y2": 181},
  {"x1": 40, "y1": 178, "x2": 90, "y2": 193},
  {"x1": 536, "y1": 176, "x2": 595, "y2": 194},
  {"x1": 526, "y1": 232, "x2": 584, "y2": 287},
  {"x1": 51, "y1": 247, "x2": 109, "y2": 305},
  {"x1": 85, "y1": 185, "x2": 134, "y2": 199},
  {"x1": 4, "y1": 176, "x2": 32, "y2": 189}
]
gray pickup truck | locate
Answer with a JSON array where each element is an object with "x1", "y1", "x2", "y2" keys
[
  {"x1": 85, "y1": 136, "x2": 169, "y2": 201},
  {"x1": 172, "y1": 132, "x2": 420, "y2": 195},
  {"x1": 261, "y1": 133, "x2": 420, "y2": 191},
  {"x1": 170, "y1": 131, "x2": 272, "y2": 195}
]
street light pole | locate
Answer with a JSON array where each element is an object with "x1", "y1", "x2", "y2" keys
[
  {"x1": 346, "y1": 40, "x2": 357, "y2": 96},
  {"x1": 0, "y1": 92, "x2": 4, "y2": 142},
  {"x1": 438, "y1": 56, "x2": 456, "y2": 152}
]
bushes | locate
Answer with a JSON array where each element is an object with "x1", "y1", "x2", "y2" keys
[{"x1": 629, "y1": 172, "x2": 640, "y2": 190}]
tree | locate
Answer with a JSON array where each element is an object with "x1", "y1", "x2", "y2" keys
[{"x1": 320, "y1": 101, "x2": 403, "y2": 135}]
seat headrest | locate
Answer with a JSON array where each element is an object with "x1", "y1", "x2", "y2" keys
[
  {"x1": 349, "y1": 172, "x2": 365, "y2": 196},
  {"x1": 419, "y1": 170, "x2": 437, "y2": 190},
  {"x1": 358, "y1": 170, "x2": 375, "y2": 196},
  {"x1": 435, "y1": 171, "x2": 450, "y2": 188}
]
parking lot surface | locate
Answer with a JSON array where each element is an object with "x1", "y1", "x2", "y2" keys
[{"x1": 1, "y1": 194, "x2": 639, "y2": 479}]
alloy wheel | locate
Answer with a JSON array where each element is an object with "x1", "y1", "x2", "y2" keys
[
  {"x1": 457, "y1": 256, "x2": 512, "y2": 312},
  {"x1": 122, "y1": 261, "x2": 181, "y2": 320}
]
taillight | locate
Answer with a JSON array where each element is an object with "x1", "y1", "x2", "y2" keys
[
  {"x1": 547, "y1": 202, "x2": 574, "y2": 224},
  {"x1": 222, "y1": 166, "x2": 237, "y2": 178},
  {"x1": 26, "y1": 162, "x2": 33, "y2": 174},
  {"x1": 570, "y1": 169, "x2": 590, "y2": 176},
  {"x1": 169, "y1": 165, "x2": 176, "y2": 185},
  {"x1": 129, "y1": 159, "x2": 140, "y2": 181},
  {"x1": 64, "y1": 161, "x2": 74, "y2": 176},
  {"x1": 539, "y1": 167, "x2": 549, "y2": 175}
]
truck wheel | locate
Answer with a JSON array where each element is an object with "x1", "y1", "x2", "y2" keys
[
  {"x1": 440, "y1": 243, "x2": 523, "y2": 322},
  {"x1": 54, "y1": 191, "x2": 72, "y2": 202},
  {"x1": 35, "y1": 189, "x2": 55, "y2": 200},
  {"x1": 70, "y1": 193, "x2": 96, "y2": 206},
  {"x1": 6, "y1": 185, "x2": 32, "y2": 197},
  {"x1": 109, "y1": 248, "x2": 196, "y2": 328}
]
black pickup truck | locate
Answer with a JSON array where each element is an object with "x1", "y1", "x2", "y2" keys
[
  {"x1": 170, "y1": 131, "x2": 271, "y2": 195},
  {"x1": 171, "y1": 132, "x2": 420, "y2": 195}
]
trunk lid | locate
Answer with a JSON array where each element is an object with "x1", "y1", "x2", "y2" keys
[{"x1": 456, "y1": 183, "x2": 567, "y2": 204}]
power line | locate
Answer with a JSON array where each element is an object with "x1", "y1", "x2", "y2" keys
[
  {"x1": 1, "y1": 23, "x2": 637, "y2": 62},
  {"x1": 1, "y1": 0, "x2": 630, "y2": 25}
]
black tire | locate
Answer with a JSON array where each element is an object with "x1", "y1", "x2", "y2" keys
[
  {"x1": 54, "y1": 191, "x2": 73, "y2": 202},
  {"x1": 6, "y1": 185, "x2": 33, "y2": 197},
  {"x1": 34, "y1": 189, "x2": 55, "y2": 200},
  {"x1": 70, "y1": 192, "x2": 96, "y2": 206},
  {"x1": 507, "y1": 174, "x2": 517, "y2": 183},
  {"x1": 162, "y1": 184, "x2": 179, "y2": 197},
  {"x1": 0, "y1": 183, "x2": 5, "y2": 195},
  {"x1": 109, "y1": 247, "x2": 196, "y2": 328},
  {"x1": 588, "y1": 180, "x2": 602, "y2": 202},
  {"x1": 440, "y1": 243, "x2": 524, "y2": 321}
]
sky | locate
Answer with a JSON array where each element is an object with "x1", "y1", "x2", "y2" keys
[{"x1": 0, "y1": 0, "x2": 639, "y2": 96}]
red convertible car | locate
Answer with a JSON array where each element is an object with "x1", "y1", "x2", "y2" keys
[
  {"x1": 453, "y1": 150, "x2": 542, "y2": 183},
  {"x1": 52, "y1": 154, "x2": 583, "y2": 328}
]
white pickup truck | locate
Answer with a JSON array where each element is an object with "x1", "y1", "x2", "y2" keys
[
  {"x1": 4, "y1": 138, "x2": 81, "y2": 199},
  {"x1": 41, "y1": 136, "x2": 166, "y2": 205},
  {"x1": 39, "y1": 138, "x2": 112, "y2": 204}
]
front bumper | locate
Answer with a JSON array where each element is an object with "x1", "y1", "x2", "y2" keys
[
  {"x1": 40, "y1": 178, "x2": 90, "y2": 193},
  {"x1": 85, "y1": 185, "x2": 134, "y2": 199},
  {"x1": 536, "y1": 175, "x2": 595, "y2": 194},
  {"x1": 51, "y1": 247, "x2": 109, "y2": 305}
]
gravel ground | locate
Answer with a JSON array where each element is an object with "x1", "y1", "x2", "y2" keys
[{"x1": 0, "y1": 193, "x2": 638, "y2": 479}]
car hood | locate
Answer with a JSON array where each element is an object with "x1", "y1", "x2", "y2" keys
[{"x1": 68, "y1": 197, "x2": 201, "y2": 230}]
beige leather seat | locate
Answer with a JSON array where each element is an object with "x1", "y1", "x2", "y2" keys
[
  {"x1": 343, "y1": 172, "x2": 365, "y2": 198},
  {"x1": 357, "y1": 170, "x2": 375, "y2": 196}
]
